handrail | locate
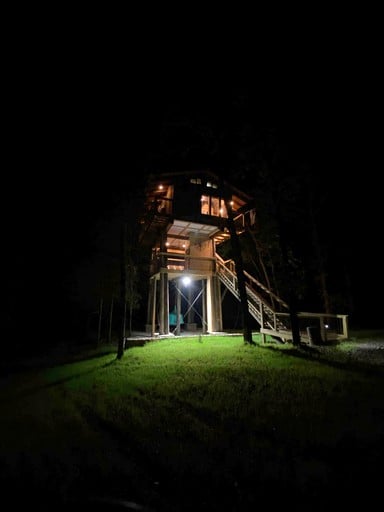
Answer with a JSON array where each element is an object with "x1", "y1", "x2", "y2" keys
[
  {"x1": 243, "y1": 270, "x2": 289, "y2": 309},
  {"x1": 215, "y1": 254, "x2": 287, "y2": 331},
  {"x1": 215, "y1": 252, "x2": 348, "y2": 342},
  {"x1": 216, "y1": 253, "x2": 288, "y2": 310}
]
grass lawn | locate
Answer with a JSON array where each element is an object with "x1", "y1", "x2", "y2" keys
[{"x1": 1, "y1": 331, "x2": 383, "y2": 510}]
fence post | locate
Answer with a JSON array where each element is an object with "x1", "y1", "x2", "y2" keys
[{"x1": 260, "y1": 303, "x2": 266, "y2": 343}]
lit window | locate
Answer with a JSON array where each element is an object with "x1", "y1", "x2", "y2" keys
[
  {"x1": 201, "y1": 195, "x2": 209, "y2": 215},
  {"x1": 211, "y1": 197, "x2": 220, "y2": 216},
  {"x1": 200, "y1": 195, "x2": 227, "y2": 217}
]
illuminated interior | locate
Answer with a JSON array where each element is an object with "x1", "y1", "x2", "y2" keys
[
  {"x1": 200, "y1": 196, "x2": 228, "y2": 217},
  {"x1": 145, "y1": 173, "x2": 250, "y2": 274}
]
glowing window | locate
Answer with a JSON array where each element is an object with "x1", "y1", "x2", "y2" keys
[
  {"x1": 201, "y1": 195, "x2": 209, "y2": 215},
  {"x1": 200, "y1": 195, "x2": 227, "y2": 217}
]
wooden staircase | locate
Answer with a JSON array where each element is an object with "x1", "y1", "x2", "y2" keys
[
  {"x1": 216, "y1": 254, "x2": 289, "y2": 333},
  {"x1": 215, "y1": 253, "x2": 349, "y2": 343}
]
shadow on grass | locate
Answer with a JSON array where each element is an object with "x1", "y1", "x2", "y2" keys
[
  {"x1": 0, "y1": 357, "x2": 120, "y2": 402},
  {"x1": 0, "y1": 343, "x2": 122, "y2": 376}
]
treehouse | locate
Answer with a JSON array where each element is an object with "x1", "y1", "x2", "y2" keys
[{"x1": 139, "y1": 170, "x2": 348, "y2": 343}]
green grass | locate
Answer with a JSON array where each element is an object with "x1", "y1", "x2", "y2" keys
[{"x1": 1, "y1": 333, "x2": 383, "y2": 510}]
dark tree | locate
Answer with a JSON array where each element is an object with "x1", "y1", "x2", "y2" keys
[
  {"x1": 117, "y1": 221, "x2": 127, "y2": 360},
  {"x1": 224, "y1": 198, "x2": 254, "y2": 345}
]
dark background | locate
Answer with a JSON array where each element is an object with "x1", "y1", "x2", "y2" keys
[{"x1": 4, "y1": 44, "x2": 383, "y2": 349}]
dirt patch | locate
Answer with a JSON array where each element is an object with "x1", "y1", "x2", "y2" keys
[
  {"x1": 347, "y1": 340, "x2": 384, "y2": 366},
  {"x1": 312, "y1": 338, "x2": 384, "y2": 370}
]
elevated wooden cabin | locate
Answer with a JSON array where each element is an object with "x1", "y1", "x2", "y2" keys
[
  {"x1": 139, "y1": 170, "x2": 348, "y2": 343},
  {"x1": 139, "y1": 170, "x2": 254, "y2": 335}
]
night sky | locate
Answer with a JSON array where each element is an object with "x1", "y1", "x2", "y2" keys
[{"x1": 5, "y1": 65, "x2": 383, "y2": 347}]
